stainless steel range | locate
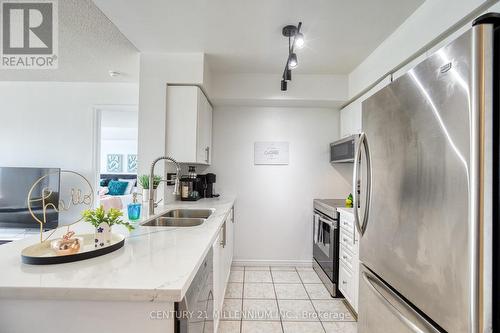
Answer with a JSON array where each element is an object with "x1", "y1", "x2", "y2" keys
[{"x1": 312, "y1": 198, "x2": 345, "y2": 297}]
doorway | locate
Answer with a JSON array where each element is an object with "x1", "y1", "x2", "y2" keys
[{"x1": 93, "y1": 105, "x2": 139, "y2": 210}]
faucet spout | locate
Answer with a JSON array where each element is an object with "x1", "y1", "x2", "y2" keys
[{"x1": 149, "y1": 156, "x2": 181, "y2": 215}]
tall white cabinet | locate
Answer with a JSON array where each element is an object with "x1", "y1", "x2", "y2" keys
[{"x1": 166, "y1": 85, "x2": 213, "y2": 165}]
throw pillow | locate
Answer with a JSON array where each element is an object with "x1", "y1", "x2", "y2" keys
[
  {"x1": 119, "y1": 178, "x2": 137, "y2": 195},
  {"x1": 107, "y1": 180, "x2": 128, "y2": 196}
]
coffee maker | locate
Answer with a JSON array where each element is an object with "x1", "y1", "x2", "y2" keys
[
  {"x1": 196, "y1": 173, "x2": 218, "y2": 198},
  {"x1": 180, "y1": 166, "x2": 201, "y2": 201}
]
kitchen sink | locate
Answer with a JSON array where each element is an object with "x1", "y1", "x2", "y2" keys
[
  {"x1": 161, "y1": 209, "x2": 213, "y2": 219},
  {"x1": 142, "y1": 217, "x2": 205, "y2": 227},
  {"x1": 141, "y1": 209, "x2": 213, "y2": 227}
]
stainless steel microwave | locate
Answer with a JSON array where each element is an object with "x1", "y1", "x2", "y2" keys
[{"x1": 330, "y1": 134, "x2": 359, "y2": 163}]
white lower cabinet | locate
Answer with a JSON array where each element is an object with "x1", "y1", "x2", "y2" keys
[
  {"x1": 213, "y1": 207, "x2": 234, "y2": 332},
  {"x1": 338, "y1": 210, "x2": 359, "y2": 314}
]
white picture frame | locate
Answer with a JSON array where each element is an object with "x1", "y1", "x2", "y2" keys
[{"x1": 254, "y1": 142, "x2": 289, "y2": 165}]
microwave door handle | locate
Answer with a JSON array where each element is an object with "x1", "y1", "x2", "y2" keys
[{"x1": 353, "y1": 132, "x2": 372, "y2": 236}]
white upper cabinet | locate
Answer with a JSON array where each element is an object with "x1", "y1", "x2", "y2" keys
[
  {"x1": 340, "y1": 99, "x2": 362, "y2": 138},
  {"x1": 166, "y1": 86, "x2": 213, "y2": 165},
  {"x1": 340, "y1": 75, "x2": 392, "y2": 137}
]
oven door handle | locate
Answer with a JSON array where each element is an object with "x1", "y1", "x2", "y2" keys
[{"x1": 317, "y1": 215, "x2": 335, "y2": 229}]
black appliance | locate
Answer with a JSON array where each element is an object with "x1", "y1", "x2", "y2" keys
[
  {"x1": 312, "y1": 199, "x2": 344, "y2": 297},
  {"x1": 196, "y1": 173, "x2": 218, "y2": 199},
  {"x1": 0, "y1": 167, "x2": 60, "y2": 229}
]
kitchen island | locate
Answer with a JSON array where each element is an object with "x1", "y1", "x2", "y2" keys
[{"x1": 0, "y1": 197, "x2": 235, "y2": 333}]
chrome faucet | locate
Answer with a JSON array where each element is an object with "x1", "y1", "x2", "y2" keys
[{"x1": 149, "y1": 156, "x2": 181, "y2": 215}]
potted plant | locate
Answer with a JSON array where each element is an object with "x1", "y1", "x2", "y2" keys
[
  {"x1": 138, "y1": 174, "x2": 162, "y2": 202},
  {"x1": 82, "y1": 206, "x2": 134, "y2": 248}
]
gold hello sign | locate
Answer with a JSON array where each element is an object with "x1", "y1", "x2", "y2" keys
[{"x1": 27, "y1": 170, "x2": 94, "y2": 243}]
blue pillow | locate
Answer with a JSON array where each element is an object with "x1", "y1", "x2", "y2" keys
[{"x1": 107, "y1": 180, "x2": 128, "y2": 196}]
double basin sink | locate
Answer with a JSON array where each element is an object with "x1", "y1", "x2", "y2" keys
[{"x1": 141, "y1": 209, "x2": 213, "y2": 227}]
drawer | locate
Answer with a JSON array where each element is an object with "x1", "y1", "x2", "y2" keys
[
  {"x1": 339, "y1": 244, "x2": 354, "y2": 272},
  {"x1": 339, "y1": 263, "x2": 354, "y2": 306},
  {"x1": 340, "y1": 227, "x2": 357, "y2": 255},
  {"x1": 339, "y1": 212, "x2": 354, "y2": 233}
]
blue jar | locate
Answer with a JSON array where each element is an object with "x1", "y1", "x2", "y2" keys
[{"x1": 128, "y1": 202, "x2": 141, "y2": 221}]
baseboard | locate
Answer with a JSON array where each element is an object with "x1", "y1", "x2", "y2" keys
[{"x1": 232, "y1": 259, "x2": 313, "y2": 267}]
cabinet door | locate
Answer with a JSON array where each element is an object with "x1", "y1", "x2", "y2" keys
[
  {"x1": 340, "y1": 101, "x2": 361, "y2": 138},
  {"x1": 166, "y1": 86, "x2": 198, "y2": 163},
  {"x1": 339, "y1": 263, "x2": 354, "y2": 306},
  {"x1": 224, "y1": 209, "x2": 234, "y2": 272},
  {"x1": 212, "y1": 230, "x2": 222, "y2": 333},
  {"x1": 196, "y1": 90, "x2": 213, "y2": 165}
]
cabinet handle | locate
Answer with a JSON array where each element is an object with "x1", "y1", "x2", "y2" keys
[
  {"x1": 220, "y1": 221, "x2": 226, "y2": 248},
  {"x1": 205, "y1": 146, "x2": 210, "y2": 163},
  {"x1": 342, "y1": 280, "x2": 347, "y2": 284},
  {"x1": 342, "y1": 255, "x2": 348, "y2": 260},
  {"x1": 353, "y1": 223, "x2": 356, "y2": 243}
]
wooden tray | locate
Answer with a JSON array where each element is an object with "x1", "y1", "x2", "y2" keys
[{"x1": 21, "y1": 233, "x2": 125, "y2": 265}]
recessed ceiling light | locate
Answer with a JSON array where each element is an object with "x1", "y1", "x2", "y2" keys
[{"x1": 108, "y1": 70, "x2": 121, "y2": 77}]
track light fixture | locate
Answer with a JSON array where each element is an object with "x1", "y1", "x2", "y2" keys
[
  {"x1": 281, "y1": 22, "x2": 303, "y2": 91},
  {"x1": 288, "y1": 53, "x2": 298, "y2": 69}
]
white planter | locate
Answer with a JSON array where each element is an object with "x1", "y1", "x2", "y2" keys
[
  {"x1": 142, "y1": 188, "x2": 156, "y2": 203},
  {"x1": 95, "y1": 222, "x2": 111, "y2": 248}
]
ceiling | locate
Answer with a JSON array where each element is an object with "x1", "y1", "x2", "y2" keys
[
  {"x1": 0, "y1": 0, "x2": 139, "y2": 82},
  {"x1": 92, "y1": 0, "x2": 424, "y2": 75}
]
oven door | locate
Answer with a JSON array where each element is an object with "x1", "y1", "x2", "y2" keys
[{"x1": 313, "y1": 212, "x2": 338, "y2": 282}]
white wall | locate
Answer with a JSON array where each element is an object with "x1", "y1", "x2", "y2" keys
[
  {"x1": 0, "y1": 82, "x2": 139, "y2": 184},
  {"x1": 209, "y1": 106, "x2": 352, "y2": 263},
  {"x1": 137, "y1": 53, "x2": 205, "y2": 179},
  {"x1": 348, "y1": 0, "x2": 497, "y2": 97},
  {"x1": 211, "y1": 73, "x2": 348, "y2": 108}
]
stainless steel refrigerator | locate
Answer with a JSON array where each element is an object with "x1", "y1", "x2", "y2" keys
[{"x1": 354, "y1": 13, "x2": 498, "y2": 333}]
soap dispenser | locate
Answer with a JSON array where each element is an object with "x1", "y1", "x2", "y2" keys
[{"x1": 127, "y1": 192, "x2": 142, "y2": 221}]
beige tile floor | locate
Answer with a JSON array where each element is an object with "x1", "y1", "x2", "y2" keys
[{"x1": 218, "y1": 265, "x2": 357, "y2": 333}]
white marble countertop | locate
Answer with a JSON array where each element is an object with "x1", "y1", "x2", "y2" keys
[
  {"x1": 0, "y1": 196, "x2": 235, "y2": 303},
  {"x1": 337, "y1": 207, "x2": 354, "y2": 215}
]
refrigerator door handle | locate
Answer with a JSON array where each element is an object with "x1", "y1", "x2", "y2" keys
[
  {"x1": 353, "y1": 132, "x2": 372, "y2": 236},
  {"x1": 362, "y1": 270, "x2": 441, "y2": 333}
]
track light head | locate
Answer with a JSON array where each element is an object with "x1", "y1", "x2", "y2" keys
[
  {"x1": 288, "y1": 53, "x2": 298, "y2": 69},
  {"x1": 295, "y1": 32, "x2": 304, "y2": 48},
  {"x1": 281, "y1": 79, "x2": 288, "y2": 91},
  {"x1": 285, "y1": 69, "x2": 292, "y2": 81}
]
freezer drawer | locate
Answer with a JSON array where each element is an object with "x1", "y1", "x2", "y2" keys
[{"x1": 358, "y1": 265, "x2": 440, "y2": 333}]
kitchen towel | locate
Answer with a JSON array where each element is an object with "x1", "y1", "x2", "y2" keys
[{"x1": 314, "y1": 214, "x2": 320, "y2": 243}]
